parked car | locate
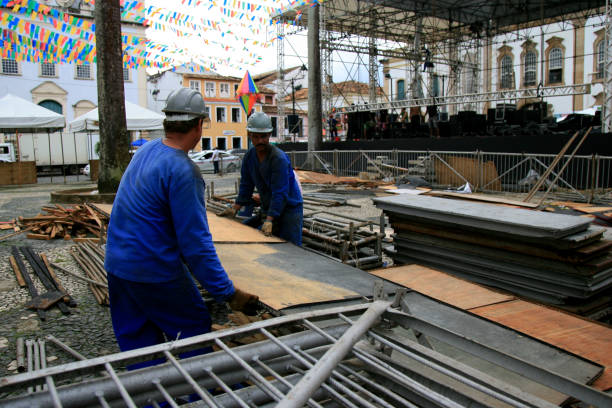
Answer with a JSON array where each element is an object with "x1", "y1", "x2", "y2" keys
[
  {"x1": 227, "y1": 148, "x2": 248, "y2": 159},
  {"x1": 190, "y1": 150, "x2": 241, "y2": 173}
]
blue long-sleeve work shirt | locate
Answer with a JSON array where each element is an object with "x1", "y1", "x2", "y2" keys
[
  {"x1": 236, "y1": 145, "x2": 303, "y2": 218},
  {"x1": 104, "y1": 139, "x2": 234, "y2": 302}
]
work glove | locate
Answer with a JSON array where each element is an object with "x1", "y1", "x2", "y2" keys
[
  {"x1": 228, "y1": 288, "x2": 259, "y2": 316},
  {"x1": 217, "y1": 207, "x2": 237, "y2": 218},
  {"x1": 261, "y1": 220, "x2": 273, "y2": 236}
]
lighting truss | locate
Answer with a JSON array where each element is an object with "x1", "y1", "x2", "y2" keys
[
  {"x1": 342, "y1": 83, "x2": 592, "y2": 112},
  {"x1": 1, "y1": 293, "x2": 610, "y2": 408}
]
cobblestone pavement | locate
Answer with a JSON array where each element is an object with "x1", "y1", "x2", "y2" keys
[
  {"x1": 0, "y1": 175, "x2": 243, "y2": 386},
  {"x1": 0, "y1": 181, "x2": 117, "y2": 387}
]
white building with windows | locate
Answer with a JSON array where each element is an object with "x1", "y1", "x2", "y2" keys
[{"x1": 0, "y1": 0, "x2": 147, "y2": 126}]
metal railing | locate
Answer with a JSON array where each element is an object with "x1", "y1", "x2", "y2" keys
[
  {"x1": 1, "y1": 293, "x2": 610, "y2": 407},
  {"x1": 288, "y1": 150, "x2": 612, "y2": 204}
]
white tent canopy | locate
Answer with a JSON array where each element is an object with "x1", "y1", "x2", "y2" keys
[
  {"x1": 0, "y1": 93, "x2": 65, "y2": 130},
  {"x1": 69, "y1": 100, "x2": 164, "y2": 133}
]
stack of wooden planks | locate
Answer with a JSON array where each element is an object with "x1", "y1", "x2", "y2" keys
[
  {"x1": 5, "y1": 204, "x2": 108, "y2": 242},
  {"x1": 70, "y1": 242, "x2": 109, "y2": 306}
]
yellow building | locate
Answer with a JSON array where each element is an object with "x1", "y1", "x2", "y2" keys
[{"x1": 181, "y1": 73, "x2": 273, "y2": 152}]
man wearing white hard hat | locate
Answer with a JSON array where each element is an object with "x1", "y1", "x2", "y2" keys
[{"x1": 219, "y1": 111, "x2": 303, "y2": 245}]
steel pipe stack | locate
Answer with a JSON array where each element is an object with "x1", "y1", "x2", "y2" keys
[{"x1": 374, "y1": 195, "x2": 612, "y2": 320}]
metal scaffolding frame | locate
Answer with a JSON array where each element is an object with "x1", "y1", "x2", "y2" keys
[
  {"x1": 604, "y1": 0, "x2": 612, "y2": 131},
  {"x1": 1, "y1": 294, "x2": 611, "y2": 408},
  {"x1": 274, "y1": 0, "x2": 609, "y2": 126},
  {"x1": 276, "y1": 23, "x2": 286, "y2": 134}
]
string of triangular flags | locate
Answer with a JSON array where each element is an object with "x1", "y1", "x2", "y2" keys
[{"x1": 0, "y1": 0, "x2": 323, "y2": 70}]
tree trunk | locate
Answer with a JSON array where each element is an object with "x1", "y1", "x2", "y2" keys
[{"x1": 94, "y1": 0, "x2": 130, "y2": 194}]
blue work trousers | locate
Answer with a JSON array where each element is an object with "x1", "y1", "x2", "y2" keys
[{"x1": 107, "y1": 272, "x2": 212, "y2": 370}]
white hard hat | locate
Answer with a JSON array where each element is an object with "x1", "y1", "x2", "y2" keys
[
  {"x1": 163, "y1": 88, "x2": 208, "y2": 121},
  {"x1": 246, "y1": 112, "x2": 273, "y2": 133}
]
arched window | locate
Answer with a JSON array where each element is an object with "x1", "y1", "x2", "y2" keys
[
  {"x1": 396, "y1": 79, "x2": 405, "y2": 100},
  {"x1": 74, "y1": 100, "x2": 96, "y2": 118},
  {"x1": 501, "y1": 55, "x2": 513, "y2": 89},
  {"x1": 597, "y1": 41, "x2": 605, "y2": 79},
  {"x1": 39, "y1": 100, "x2": 62, "y2": 114},
  {"x1": 524, "y1": 51, "x2": 537, "y2": 86},
  {"x1": 548, "y1": 47, "x2": 563, "y2": 83}
]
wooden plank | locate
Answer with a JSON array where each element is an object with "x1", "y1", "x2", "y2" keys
[
  {"x1": 551, "y1": 202, "x2": 612, "y2": 214},
  {"x1": 470, "y1": 300, "x2": 612, "y2": 391},
  {"x1": 426, "y1": 191, "x2": 539, "y2": 208},
  {"x1": 26, "y1": 233, "x2": 50, "y2": 240},
  {"x1": 370, "y1": 265, "x2": 515, "y2": 310},
  {"x1": 9, "y1": 255, "x2": 26, "y2": 287},
  {"x1": 72, "y1": 237, "x2": 102, "y2": 243},
  {"x1": 88, "y1": 203, "x2": 113, "y2": 217},
  {"x1": 369, "y1": 264, "x2": 612, "y2": 392},
  {"x1": 217, "y1": 244, "x2": 360, "y2": 310},
  {"x1": 0, "y1": 226, "x2": 33, "y2": 242}
]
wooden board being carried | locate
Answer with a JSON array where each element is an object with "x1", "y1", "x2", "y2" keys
[
  {"x1": 89, "y1": 202, "x2": 284, "y2": 244},
  {"x1": 208, "y1": 216, "x2": 284, "y2": 243},
  {"x1": 217, "y1": 243, "x2": 386, "y2": 310}
]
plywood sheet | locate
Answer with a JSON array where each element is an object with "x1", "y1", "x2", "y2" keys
[
  {"x1": 216, "y1": 243, "x2": 397, "y2": 310},
  {"x1": 471, "y1": 300, "x2": 612, "y2": 391},
  {"x1": 551, "y1": 202, "x2": 612, "y2": 214},
  {"x1": 370, "y1": 265, "x2": 515, "y2": 310},
  {"x1": 207, "y1": 216, "x2": 285, "y2": 243},
  {"x1": 89, "y1": 202, "x2": 284, "y2": 243},
  {"x1": 432, "y1": 156, "x2": 502, "y2": 191}
]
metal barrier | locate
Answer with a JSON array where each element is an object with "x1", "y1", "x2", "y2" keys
[
  {"x1": 2, "y1": 296, "x2": 610, "y2": 407},
  {"x1": 289, "y1": 150, "x2": 612, "y2": 204}
]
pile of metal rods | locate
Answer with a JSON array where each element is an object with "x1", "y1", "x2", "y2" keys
[
  {"x1": 302, "y1": 211, "x2": 385, "y2": 270},
  {"x1": 302, "y1": 192, "x2": 357, "y2": 208},
  {"x1": 70, "y1": 242, "x2": 108, "y2": 306},
  {"x1": 15, "y1": 338, "x2": 48, "y2": 393}
]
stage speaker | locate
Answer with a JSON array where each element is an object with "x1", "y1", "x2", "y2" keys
[
  {"x1": 487, "y1": 108, "x2": 496, "y2": 125},
  {"x1": 475, "y1": 114, "x2": 487, "y2": 133},
  {"x1": 438, "y1": 121, "x2": 450, "y2": 138},
  {"x1": 287, "y1": 114, "x2": 299, "y2": 134}
]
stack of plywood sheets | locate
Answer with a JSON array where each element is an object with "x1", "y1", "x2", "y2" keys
[{"x1": 373, "y1": 195, "x2": 612, "y2": 318}]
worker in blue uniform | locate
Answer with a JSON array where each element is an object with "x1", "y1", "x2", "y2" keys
[
  {"x1": 219, "y1": 112, "x2": 303, "y2": 246},
  {"x1": 104, "y1": 88, "x2": 258, "y2": 368}
]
